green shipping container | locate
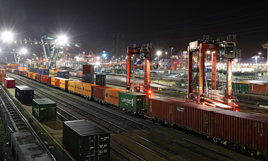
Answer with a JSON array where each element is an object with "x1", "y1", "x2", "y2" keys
[
  {"x1": 233, "y1": 83, "x2": 250, "y2": 93},
  {"x1": 119, "y1": 91, "x2": 146, "y2": 112},
  {"x1": 32, "y1": 98, "x2": 57, "y2": 122}
]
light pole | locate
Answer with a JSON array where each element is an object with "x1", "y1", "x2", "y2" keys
[
  {"x1": 252, "y1": 52, "x2": 262, "y2": 78},
  {"x1": 171, "y1": 47, "x2": 174, "y2": 56},
  {"x1": 165, "y1": 51, "x2": 168, "y2": 59}
]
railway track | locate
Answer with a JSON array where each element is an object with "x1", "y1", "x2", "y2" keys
[
  {"x1": 0, "y1": 85, "x2": 56, "y2": 161},
  {"x1": 8, "y1": 73, "x2": 259, "y2": 161},
  {"x1": 9, "y1": 73, "x2": 153, "y2": 133}
]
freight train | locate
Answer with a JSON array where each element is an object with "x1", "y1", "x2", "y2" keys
[{"x1": 6, "y1": 68, "x2": 268, "y2": 159}]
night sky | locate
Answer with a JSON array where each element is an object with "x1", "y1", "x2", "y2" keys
[{"x1": 0, "y1": 0, "x2": 268, "y2": 58}]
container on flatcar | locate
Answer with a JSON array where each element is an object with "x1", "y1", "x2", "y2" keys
[
  {"x1": 119, "y1": 91, "x2": 146, "y2": 112},
  {"x1": 55, "y1": 77, "x2": 61, "y2": 87},
  {"x1": 32, "y1": 98, "x2": 56, "y2": 122},
  {"x1": 174, "y1": 102, "x2": 218, "y2": 135},
  {"x1": 147, "y1": 97, "x2": 176, "y2": 124},
  {"x1": 213, "y1": 109, "x2": 268, "y2": 155},
  {"x1": 74, "y1": 81, "x2": 83, "y2": 95},
  {"x1": 60, "y1": 79, "x2": 70, "y2": 91},
  {"x1": 63, "y1": 120, "x2": 110, "y2": 161},
  {"x1": 68, "y1": 80, "x2": 76, "y2": 93},
  {"x1": 232, "y1": 82, "x2": 250, "y2": 93},
  {"x1": 104, "y1": 88, "x2": 127, "y2": 106},
  {"x1": 4, "y1": 78, "x2": 15, "y2": 88},
  {"x1": 92, "y1": 86, "x2": 110, "y2": 102},
  {"x1": 249, "y1": 83, "x2": 268, "y2": 95},
  {"x1": 51, "y1": 77, "x2": 56, "y2": 86},
  {"x1": 15, "y1": 85, "x2": 34, "y2": 105},
  {"x1": 82, "y1": 83, "x2": 98, "y2": 99}
]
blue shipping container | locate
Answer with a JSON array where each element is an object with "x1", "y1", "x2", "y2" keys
[
  {"x1": 39, "y1": 69, "x2": 49, "y2": 75},
  {"x1": 57, "y1": 71, "x2": 69, "y2": 79}
]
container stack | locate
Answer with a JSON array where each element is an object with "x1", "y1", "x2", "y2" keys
[
  {"x1": 32, "y1": 98, "x2": 56, "y2": 122},
  {"x1": 95, "y1": 74, "x2": 106, "y2": 86},
  {"x1": 39, "y1": 68, "x2": 49, "y2": 75},
  {"x1": 63, "y1": 120, "x2": 110, "y2": 161},
  {"x1": 57, "y1": 70, "x2": 69, "y2": 79},
  {"x1": 4, "y1": 78, "x2": 15, "y2": 88},
  {"x1": 82, "y1": 65, "x2": 94, "y2": 83},
  {"x1": 29, "y1": 67, "x2": 39, "y2": 73},
  {"x1": 15, "y1": 85, "x2": 34, "y2": 105},
  {"x1": 0, "y1": 69, "x2": 6, "y2": 82}
]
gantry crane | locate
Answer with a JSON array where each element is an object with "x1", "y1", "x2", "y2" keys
[
  {"x1": 126, "y1": 44, "x2": 152, "y2": 96},
  {"x1": 187, "y1": 37, "x2": 239, "y2": 111}
]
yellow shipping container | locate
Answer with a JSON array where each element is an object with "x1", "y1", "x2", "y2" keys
[
  {"x1": 104, "y1": 88, "x2": 126, "y2": 106},
  {"x1": 49, "y1": 69, "x2": 56, "y2": 75},
  {"x1": 68, "y1": 80, "x2": 75, "y2": 93},
  {"x1": 74, "y1": 81, "x2": 83, "y2": 95},
  {"x1": 32, "y1": 73, "x2": 37, "y2": 79},
  {"x1": 82, "y1": 83, "x2": 98, "y2": 98},
  {"x1": 60, "y1": 79, "x2": 68, "y2": 90},
  {"x1": 51, "y1": 77, "x2": 56, "y2": 86}
]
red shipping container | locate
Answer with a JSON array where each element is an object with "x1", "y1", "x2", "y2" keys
[
  {"x1": 41, "y1": 75, "x2": 48, "y2": 84},
  {"x1": 83, "y1": 65, "x2": 94, "y2": 74},
  {"x1": 92, "y1": 86, "x2": 110, "y2": 102},
  {"x1": 147, "y1": 97, "x2": 176, "y2": 124},
  {"x1": 55, "y1": 77, "x2": 61, "y2": 87},
  {"x1": 37, "y1": 74, "x2": 41, "y2": 81},
  {"x1": 249, "y1": 83, "x2": 268, "y2": 95},
  {"x1": 4, "y1": 78, "x2": 15, "y2": 88},
  {"x1": 213, "y1": 110, "x2": 268, "y2": 154}
]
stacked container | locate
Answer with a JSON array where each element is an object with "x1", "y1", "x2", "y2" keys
[
  {"x1": 32, "y1": 98, "x2": 56, "y2": 122},
  {"x1": 4, "y1": 78, "x2": 15, "y2": 88},
  {"x1": 0, "y1": 69, "x2": 6, "y2": 82},
  {"x1": 29, "y1": 67, "x2": 39, "y2": 73},
  {"x1": 82, "y1": 65, "x2": 94, "y2": 83},
  {"x1": 39, "y1": 69, "x2": 49, "y2": 75},
  {"x1": 95, "y1": 74, "x2": 106, "y2": 86},
  {"x1": 57, "y1": 70, "x2": 69, "y2": 79},
  {"x1": 15, "y1": 85, "x2": 34, "y2": 105},
  {"x1": 63, "y1": 120, "x2": 110, "y2": 161}
]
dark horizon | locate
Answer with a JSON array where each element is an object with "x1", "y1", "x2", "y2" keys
[{"x1": 0, "y1": 0, "x2": 268, "y2": 58}]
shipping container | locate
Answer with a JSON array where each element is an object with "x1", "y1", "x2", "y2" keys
[
  {"x1": 51, "y1": 77, "x2": 56, "y2": 86},
  {"x1": 60, "y1": 79, "x2": 69, "y2": 91},
  {"x1": 232, "y1": 82, "x2": 250, "y2": 93},
  {"x1": 95, "y1": 74, "x2": 106, "y2": 86},
  {"x1": 93, "y1": 86, "x2": 110, "y2": 102},
  {"x1": 15, "y1": 85, "x2": 34, "y2": 105},
  {"x1": 174, "y1": 102, "x2": 219, "y2": 135},
  {"x1": 4, "y1": 78, "x2": 15, "y2": 88},
  {"x1": 147, "y1": 97, "x2": 177, "y2": 124},
  {"x1": 55, "y1": 77, "x2": 61, "y2": 87},
  {"x1": 29, "y1": 67, "x2": 39, "y2": 73},
  {"x1": 119, "y1": 91, "x2": 146, "y2": 112},
  {"x1": 74, "y1": 81, "x2": 83, "y2": 95},
  {"x1": 39, "y1": 68, "x2": 49, "y2": 75},
  {"x1": 49, "y1": 69, "x2": 56, "y2": 75},
  {"x1": 37, "y1": 74, "x2": 41, "y2": 81},
  {"x1": 57, "y1": 70, "x2": 69, "y2": 79},
  {"x1": 18, "y1": 67, "x2": 28, "y2": 71},
  {"x1": 18, "y1": 70, "x2": 27, "y2": 76},
  {"x1": 105, "y1": 88, "x2": 126, "y2": 106},
  {"x1": 83, "y1": 65, "x2": 94, "y2": 74},
  {"x1": 82, "y1": 74, "x2": 94, "y2": 83},
  {"x1": 63, "y1": 120, "x2": 110, "y2": 161},
  {"x1": 76, "y1": 71, "x2": 82, "y2": 77},
  {"x1": 0, "y1": 69, "x2": 6, "y2": 75},
  {"x1": 68, "y1": 80, "x2": 76, "y2": 93},
  {"x1": 32, "y1": 98, "x2": 57, "y2": 122},
  {"x1": 249, "y1": 83, "x2": 268, "y2": 95},
  {"x1": 213, "y1": 110, "x2": 268, "y2": 154},
  {"x1": 82, "y1": 83, "x2": 98, "y2": 99}
]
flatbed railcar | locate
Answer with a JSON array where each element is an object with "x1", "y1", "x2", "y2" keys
[{"x1": 7, "y1": 69, "x2": 268, "y2": 158}]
